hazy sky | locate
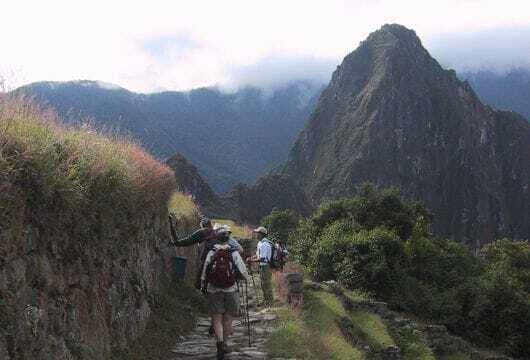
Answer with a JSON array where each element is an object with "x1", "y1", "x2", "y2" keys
[{"x1": 2, "y1": 0, "x2": 530, "y2": 92}]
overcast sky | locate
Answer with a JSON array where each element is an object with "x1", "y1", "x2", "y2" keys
[{"x1": 2, "y1": 0, "x2": 530, "y2": 92}]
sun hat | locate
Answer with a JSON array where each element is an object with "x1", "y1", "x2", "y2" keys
[{"x1": 252, "y1": 226, "x2": 268, "y2": 235}]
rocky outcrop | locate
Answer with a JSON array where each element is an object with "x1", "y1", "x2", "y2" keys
[{"x1": 280, "y1": 24, "x2": 530, "y2": 246}]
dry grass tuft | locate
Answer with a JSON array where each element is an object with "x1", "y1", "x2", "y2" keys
[{"x1": 168, "y1": 192, "x2": 199, "y2": 219}]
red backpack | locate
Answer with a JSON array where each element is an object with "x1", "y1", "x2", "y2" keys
[{"x1": 206, "y1": 248, "x2": 236, "y2": 288}]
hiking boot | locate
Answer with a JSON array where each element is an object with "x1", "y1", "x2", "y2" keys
[
  {"x1": 223, "y1": 341, "x2": 232, "y2": 354},
  {"x1": 216, "y1": 341, "x2": 225, "y2": 359}
]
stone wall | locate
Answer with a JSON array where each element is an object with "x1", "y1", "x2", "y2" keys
[
  {"x1": 272, "y1": 263, "x2": 304, "y2": 314},
  {"x1": 166, "y1": 214, "x2": 201, "y2": 287},
  {"x1": 0, "y1": 207, "x2": 199, "y2": 359}
]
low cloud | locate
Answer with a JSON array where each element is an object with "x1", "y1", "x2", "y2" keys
[
  {"x1": 222, "y1": 55, "x2": 337, "y2": 91},
  {"x1": 222, "y1": 26, "x2": 530, "y2": 91},
  {"x1": 3, "y1": 0, "x2": 529, "y2": 92},
  {"x1": 426, "y1": 25, "x2": 530, "y2": 73}
]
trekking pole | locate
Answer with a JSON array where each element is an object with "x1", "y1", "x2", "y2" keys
[
  {"x1": 247, "y1": 261, "x2": 261, "y2": 304},
  {"x1": 244, "y1": 280, "x2": 251, "y2": 347},
  {"x1": 239, "y1": 280, "x2": 247, "y2": 335}
]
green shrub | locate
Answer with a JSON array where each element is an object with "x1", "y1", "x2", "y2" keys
[
  {"x1": 333, "y1": 227, "x2": 406, "y2": 298},
  {"x1": 467, "y1": 241, "x2": 530, "y2": 356},
  {"x1": 304, "y1": 185, "x2": 432, "y2": 241},
  {"x1": 290, "y1": 186, "x2": 529, "y2": 358},
  {"x1": 308, "y1": 220, "x2": 361, "y2": 281},
  {"x1": 289, "y1": 218, "x2": 321, "y2": 265},
  {"x1": 261, "y1": 208, "x2": 300, "y2": 244}
]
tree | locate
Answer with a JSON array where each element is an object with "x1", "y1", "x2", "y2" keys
[{"x1": 261, "y1": 208, "x2": 300, "y2": 244}]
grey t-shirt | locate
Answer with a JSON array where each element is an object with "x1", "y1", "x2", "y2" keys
[{"x1": 229, "y1": 238, "x2": 243, "y2": 253}]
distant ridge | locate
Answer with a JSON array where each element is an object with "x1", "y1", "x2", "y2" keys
[
  {"x1": 13, "y1": 79, "x2": 323, "y2": 193},
  {"x1": 460, "y1": 68, "x2": 530, "y2": 121}
]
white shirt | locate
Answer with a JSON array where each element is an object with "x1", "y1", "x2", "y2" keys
[
  {"x1": 201, "y1": 243, "x2": 248, "y2": 293},
  {"x1": 256, "y1": 238, "x2": 272, "y2": 266}
]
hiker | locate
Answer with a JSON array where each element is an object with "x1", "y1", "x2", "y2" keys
[
  {"x1": 201, "y1": 227, "x2": 248, "y2": 360},
  {"x1": 247, "y1": 226, "x2": 274, "y2": 306},
  {"x1": 169, "y1": 217, "x2": 244, "y2": 336},
  {"x1": 168, "y1": 214, "x2": 218, "y2": 289},
  {"x1": 276, "y1": 240, "x2": 289, "y2": 271},
  {"x1": 213, "y1": 223, "x2": 243, "y2": 254}
]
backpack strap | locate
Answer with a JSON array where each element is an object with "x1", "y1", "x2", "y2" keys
[{"x1": 261, "y1": 239, "x2": 275, "y2": 264}]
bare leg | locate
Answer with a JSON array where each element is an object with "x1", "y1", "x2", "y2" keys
[
  {"x1": 212, "y1": 314, "x2": 224, "y2": 342},
  {"x1": 222, "y1": 314, "x2": 233, "y2": 354},
  {"x1": 222, "y1": 314, "x2": 233, "y2": 338}
]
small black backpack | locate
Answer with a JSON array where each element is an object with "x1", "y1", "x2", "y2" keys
[{"x1": 265, "y1": 240, "x2": 281, "y2": 269}]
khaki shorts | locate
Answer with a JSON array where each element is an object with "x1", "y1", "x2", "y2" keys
[{"x1": 207, "y1": 291, "x2": 240, "y2": 316}]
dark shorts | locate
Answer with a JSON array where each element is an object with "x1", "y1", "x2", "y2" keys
[{"x1": 207, "y1": 291, "x2": 240, "y2": 316}]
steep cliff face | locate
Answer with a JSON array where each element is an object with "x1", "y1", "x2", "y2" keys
[{"x1": 282, "y1": 24, "x2": 530, "y2": 245}]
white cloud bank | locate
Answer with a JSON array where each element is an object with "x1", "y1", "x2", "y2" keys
[{"x1": 1, "y1": 0, "x2": 530, "y2": 92}]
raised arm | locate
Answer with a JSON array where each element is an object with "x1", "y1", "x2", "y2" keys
[
  {"x1": 169, "y1": 214, "x2": 179, "y2": 242},
  {"x1": 174, "y1": 229, "x2": 207, "y2": 246},
  {"x1": 201, "y1": 250, "x2": 215, "y2": 290},
  {"x1": 169, "y1": 215, "x2": 208, "y2": 246}
]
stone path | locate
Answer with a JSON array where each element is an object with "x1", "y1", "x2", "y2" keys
[{"x1": 170, "y1": 274, "x2": 278, "y2": 359}]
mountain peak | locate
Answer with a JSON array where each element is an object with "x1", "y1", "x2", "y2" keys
[
  {"x1": 377, "y1": 24, "x2": 421, "y2": 43},
  {"x1": 281, "y1": 25, "x2": 530, "y2": 246},
  {"x1": 358, "y1": 23, "x2": 424, "y2": 53}
]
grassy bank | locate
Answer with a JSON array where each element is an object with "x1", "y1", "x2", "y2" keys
[
  {"x1": 0, "y1": 97, "x2": 175, "y2": 253},
  {"x1": 267, "y1": 287, "x2": 364, "y2": 359},
  {"x1": 267, "y1": 281, "x2": 471, "y2": 360}
]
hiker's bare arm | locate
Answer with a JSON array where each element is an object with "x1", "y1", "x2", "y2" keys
[
  {"x1": 168, "y1": 213, "x2": 179, "y2": 243},
  {"x1": 233, "y1": 252, "x2": 249, "y2": 280},
  {"x1": 169, "y1": 225, "x2": 207, "y2": 247},
  {"x1": 200, "y1": 250, "x2": 214, "y2": 291}
]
